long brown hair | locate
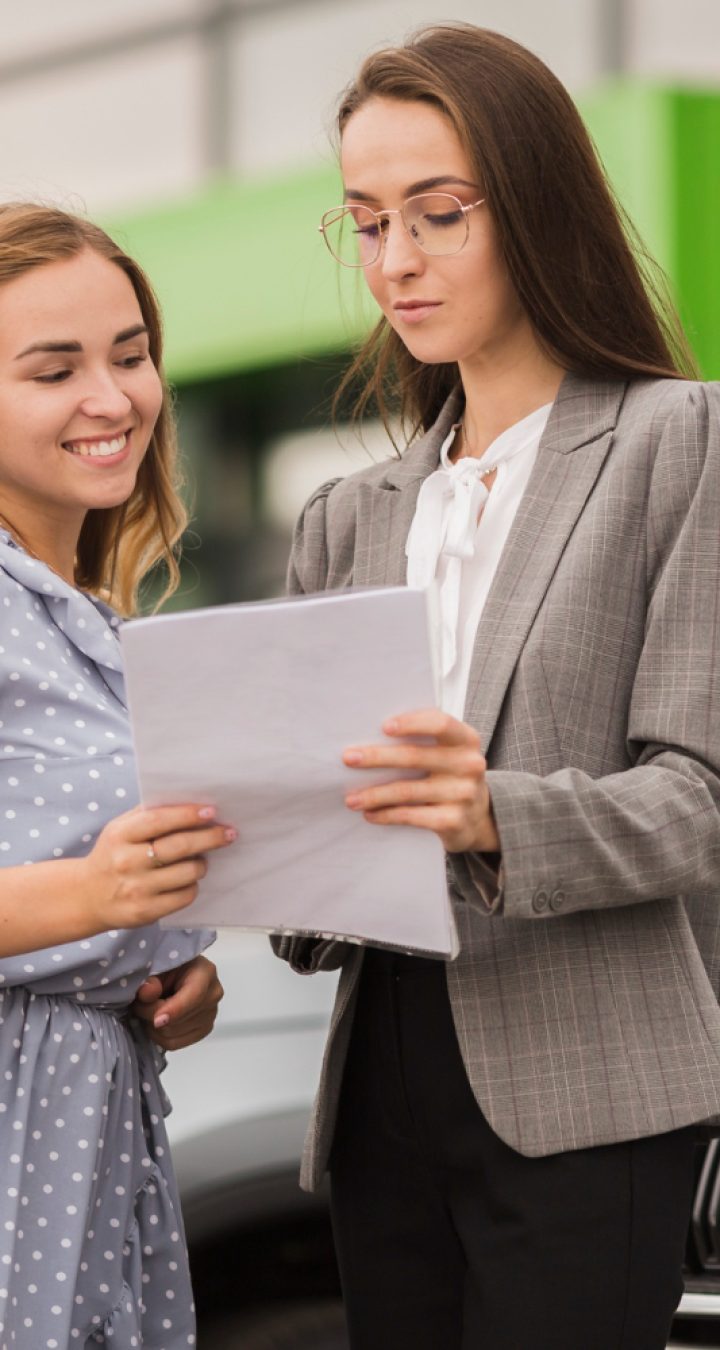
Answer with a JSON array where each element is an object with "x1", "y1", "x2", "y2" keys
[
  {"x1": 334, "y1": 24, "x2": 698, "y2": 440},
  {"x1": 0, "y1": 203, "x2": 186, "y2": 615}
]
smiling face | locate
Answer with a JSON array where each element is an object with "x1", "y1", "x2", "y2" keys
[
  {"x1": 340, "y1": 96, "x2": 538, "y2": 375},
  {"x1": 0, "y1": 247, "x2": 163, "y2": 566}
]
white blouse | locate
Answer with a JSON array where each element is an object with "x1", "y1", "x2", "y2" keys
[{"x1": 405, "y1": 403, "x2": 552, "y2": 719}]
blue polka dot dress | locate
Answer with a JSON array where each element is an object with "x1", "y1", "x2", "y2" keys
[{"x1": 0, "y1": 530, "x2": 212, "y2": 1348}]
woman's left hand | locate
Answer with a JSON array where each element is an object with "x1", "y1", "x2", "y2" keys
[
  {"x1": 343, "y1": 709, "x2": 500, "y2": 854},
  {"x1": 131, "y1": 955, "x2": 224, "y2": 1051}
]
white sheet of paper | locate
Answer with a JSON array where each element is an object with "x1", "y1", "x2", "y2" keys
[{"x1": 120, "y1": 587, "x2": 457, "y2": 958}]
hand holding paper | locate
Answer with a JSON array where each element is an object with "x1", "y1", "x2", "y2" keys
[{"x1": 343, "y1": 707, "x2": 498, "y2": 853}]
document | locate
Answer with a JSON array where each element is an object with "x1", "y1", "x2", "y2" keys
[{"x1": 120, "y1": 586, "x2": 457, "y2": 958}]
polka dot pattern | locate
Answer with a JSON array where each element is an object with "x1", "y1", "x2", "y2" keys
[{"x1": 0, "y1": 534, "x2": 213, "y2": 1346}]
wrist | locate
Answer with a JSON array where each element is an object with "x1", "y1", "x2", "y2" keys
[
  {"x1": 473, "y1": 789, "x2": 500, "y2": 853},
  {"x1": 64, "y1": 855, "x2": 104, "y2": 940}
]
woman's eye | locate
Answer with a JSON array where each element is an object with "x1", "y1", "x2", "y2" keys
[
  {"x1": 33, "y1": 370, "x2": 71, "y2": 385},
  {"x1": 117, "y1": 354, "x2": 148, "y2": 369},
  {"x1": 354, "y1": 225, "x2": 380, "y2": 238},
  {"x1": 425, "y1": 210, "x2": 463, "y2": 227}
]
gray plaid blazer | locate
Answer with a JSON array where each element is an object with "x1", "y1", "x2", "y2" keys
[{"x1": 274, "y1": 372, "x2": 720, "y2": 1192}]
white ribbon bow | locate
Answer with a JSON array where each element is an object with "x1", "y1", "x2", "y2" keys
[
  {"x1": 406, "y1": 404, "x2": 553, "y2": 681},
  {"x1": 406, "y1": 451, "x2": 495, "y2": 677}
]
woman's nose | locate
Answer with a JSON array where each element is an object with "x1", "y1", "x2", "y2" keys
[
  {"x1": 380, "y1": 214, "x2": 424, "y2": 280},
  {"x1": 79, "y1": 374, "x2": 133, "y2": 421}
]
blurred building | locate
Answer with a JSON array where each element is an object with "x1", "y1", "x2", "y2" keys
[{"x1": 2, "y1": 0, "x2": 719, "y2": 604}]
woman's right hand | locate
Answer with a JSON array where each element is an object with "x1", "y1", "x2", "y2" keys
[{"x1": 80, "y1": 804, "x2": 236, "y2": 932}]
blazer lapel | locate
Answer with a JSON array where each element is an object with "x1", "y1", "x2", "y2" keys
[
  {"x1": 352, "y1": 390, "x2": 462, "y2": 587},
  {"x1": 464, "y1": 373, "x2": 628, "y2": 753}
]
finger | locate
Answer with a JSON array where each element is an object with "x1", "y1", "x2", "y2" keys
[
  {"x1": 347, "y1": 774, "x2": 478, "y2": 813},
  {"x1": 154, "y1": 980, "x2": 223, "y2": 1029},
  {"x1": 363, "y1": 803, "x2": 464, "y2": 831},
  {"x1": 133, "y1": 975, "x2": 164, "y2": 1005},
  {"x1": 152, "y1": 963, "x2": 220, "y2": 1026},
  {"x1": 144, "y1": 882, "x2": 202, "y2": 920},
  {"x1": 148, "y1": 824, "x2": 236, "y2": 867},
  {"x1": 150, "y1": 858, "x2": 209, "y2": 894},
  {"x1": 381, "y1": 710, "x2": 480, "y2": 746},
  {"x1": 343, "y1": 743, "x2": 486, "y2": 775},
  {"x1": 122, "y1": 803, "x2": 219, "y2": 845},
  {"x1": 131, "y1": 997, "x2": 162, "y2": 1024},
  {"x1": 151, "y1": 1018, "x2": 216, "y2": 1051}
]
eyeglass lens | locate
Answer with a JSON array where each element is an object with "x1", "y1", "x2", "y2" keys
[{"x1": 323, "y1": 194, "x2": 470, "y2": 267}]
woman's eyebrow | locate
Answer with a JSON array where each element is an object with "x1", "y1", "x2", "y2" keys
[
  {"x1": 113, "y1": 323, "x2": 148, "y2": 345},
  {"x1": 344, "y1": 175, "x2": 478, "y2": 202},
  {"x1": 15, "y1": 339, "x2": 82, "y2": 359},
  {"x1": 15, "y1": 324, "x2": 148, "y2": 360}
]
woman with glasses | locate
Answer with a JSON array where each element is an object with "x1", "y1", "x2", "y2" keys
[{"x1": 276, "y1": 23, "x2": 720, "y2": 1350}]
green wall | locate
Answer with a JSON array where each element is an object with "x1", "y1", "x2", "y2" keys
[
  {"x1": 580, "y1": 84, "x2": 720, "y2": 377},
  {"x1": 107, "y1": 83, "x2": 720, "y2": 382},
  {"x1": 107, "y1": 165, "x2": 351, "y2": 384}
]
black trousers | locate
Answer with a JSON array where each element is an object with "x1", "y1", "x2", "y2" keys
[{"x1": 329, "y1": 950, "x2": 697, "y2": 1350}]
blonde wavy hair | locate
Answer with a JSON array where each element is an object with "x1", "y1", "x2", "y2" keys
[{"x1": 0, "y1": 203, "x2": 186, "y2": 615}]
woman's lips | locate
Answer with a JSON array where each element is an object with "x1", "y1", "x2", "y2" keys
[
  {"x1": 63, "y1": 429, "x2": 134, "y2": 466},
  {"x1": 393, "y1": 301, "x2": 442, "y2": 325}
]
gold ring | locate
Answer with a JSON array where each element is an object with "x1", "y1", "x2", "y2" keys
[{"x1": 146, "y1": 842, "x2": 162, "y2": 866}]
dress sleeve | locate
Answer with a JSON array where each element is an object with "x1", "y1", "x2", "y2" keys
[
  {"x1": 148, "y1": 927, "x2": 216, "y2": 974},
  {"x1": 452, "y1": 381, "x2": 720, "y2": 919}
]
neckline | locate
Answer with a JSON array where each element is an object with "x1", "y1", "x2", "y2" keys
[
  {"x1": 441, "y1": 401, "x2": 553, "y2": 472},
  {"x1": 0, "y1": 526, "x2": 79, "y2": 592}
]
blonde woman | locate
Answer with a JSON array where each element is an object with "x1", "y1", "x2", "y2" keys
[{"x1": 0, "y1": 204, "x2": 234, "y2": 1348}]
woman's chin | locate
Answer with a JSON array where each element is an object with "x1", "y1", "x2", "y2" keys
[
  {"x1": 396, "y1": 335, "x2": 463, "y2": 367},
  {"x1": 81, "y1": 476, "x2": 140, "y2": 513}
]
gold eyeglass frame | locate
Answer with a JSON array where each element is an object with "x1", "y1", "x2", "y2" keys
[{"x1": 318, "y1": 192, "x2": 486, "y2": 268}]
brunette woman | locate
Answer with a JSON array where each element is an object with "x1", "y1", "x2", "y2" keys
[
  {"x1": 275, "y1": 24, "x2": 720, "y2": 1350},
  {"x1": 0, "y1": 204, "x2": 234, "y2": 1348}
]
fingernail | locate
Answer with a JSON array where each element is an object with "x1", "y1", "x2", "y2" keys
[
  {"x1": 224, "y1": 827, "x2": 238, "y2": 842},
  {"x1": 343, "y1": 749, "x2": 363, "y2": 765},
  {"x1": 198, "y1": 806, "x2": 216, "y2": 820},
  {"x1": 384, "y1": 719, "x2": 399, "y2": 733},
  {"x1": 346, "y1": 793, "x2": 362, "y2": 808},
  {"x1": 154, "y1": 1013, "x2": 170, "y2": 1028}
]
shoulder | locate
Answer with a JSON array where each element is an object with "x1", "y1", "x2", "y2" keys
[
  {"x1": 609, "y1": 378, "x2": 720, "y2": 502},
  {"x1": 301, "y1": 453, "x2": 400, "y2": 523},
  {"x1": 289, "y1": 390, "x2": 461, "y2": 594},
  {"x1": 620, "y1": 377, "x2": 720, "y2": 442},
  {"x1": 0, "y1": 566, "x2": 42, "y2": 696},
  {"x1": 620, "y1": 379, "x2": 720, "y2": 573},
  {"x1": 0, "y1": 558, "x2": 33, "y2": 617},
  {"x1": 288, "y1": 453, "x2": 401, "y2": 595}
]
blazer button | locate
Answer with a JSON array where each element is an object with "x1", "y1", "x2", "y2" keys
[
  {"x1": 532, "y1": 889, "x2": 549, "y2": 913},
  {"x1": 549, "y1": 889, "x2": 566, "y2": 912}
]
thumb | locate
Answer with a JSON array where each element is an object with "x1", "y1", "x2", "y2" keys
[{"x1": 134, "y1": 975, "x2": 164, "y2": 1004}]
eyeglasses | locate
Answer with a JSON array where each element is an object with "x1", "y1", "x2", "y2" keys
[{"x1": 319, "y1": 193, "x2": 486, "y2": 268}]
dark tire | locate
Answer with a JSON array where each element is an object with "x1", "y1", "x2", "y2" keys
[{"x1": 199, "y1": 1298, "x2": 349, "y2": 1350}]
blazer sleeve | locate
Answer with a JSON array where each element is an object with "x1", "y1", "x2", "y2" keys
[
  {"x1": 272, "y1": 479, "x2": 352, "y2": 974},
  {"x1": 286, "y1": 477, "x2": 342, "y2": 596},
  {"x1": 452, "y1": 381, "x2": 720, "y2": 920}
]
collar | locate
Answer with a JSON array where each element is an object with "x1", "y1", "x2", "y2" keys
[
  {"x1": 380, "y1": 371, "x2": 627, "y2": 493},
  {"x1": 0, "y1": 530, "x2": 126, "y2": 707}
]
